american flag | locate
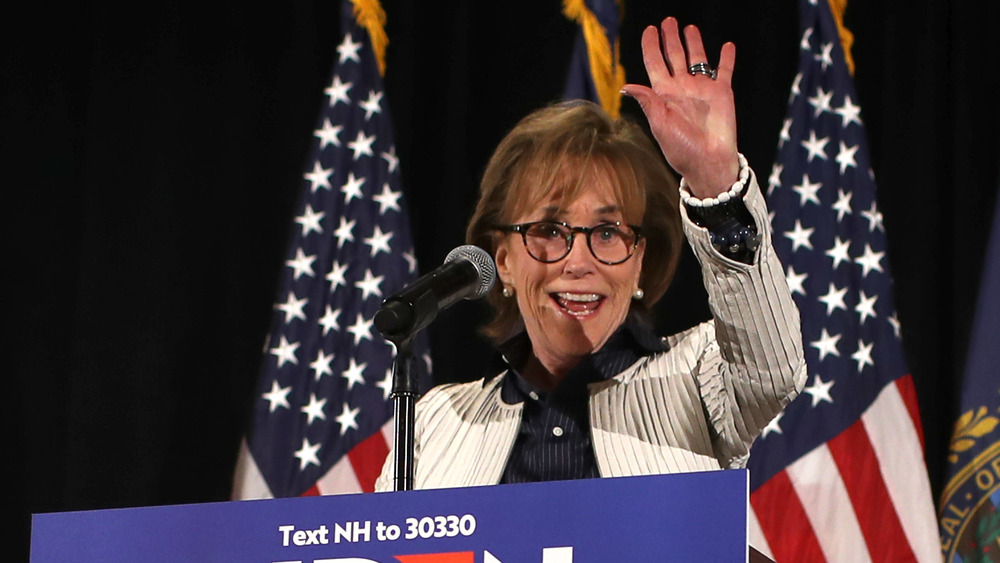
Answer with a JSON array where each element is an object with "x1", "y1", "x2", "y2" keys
[
  {"x1": 746, "y1": 1, "x2": 939, "y2": 560},
  {"x1": 232, "y1": 0, "x2": 428, "y2": 499}
]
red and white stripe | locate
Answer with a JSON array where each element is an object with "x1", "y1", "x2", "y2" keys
[
  {"x1": 314, "y1": 422, "x2": 394, "y2": 495},
  {"x1": 232, "y1": 421, "x2": 394, "y2": 500},
  {"x1": 749, "y1": 376, "x2": 938, "y2": 562}
]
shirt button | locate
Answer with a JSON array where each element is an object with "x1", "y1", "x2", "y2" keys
[{"x1": 552, "y1": 426, "x2": 564, "y2": 437}]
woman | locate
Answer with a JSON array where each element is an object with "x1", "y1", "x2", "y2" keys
[{"x1": 376, "y1": 17, "x2": 806, "y2": 490}]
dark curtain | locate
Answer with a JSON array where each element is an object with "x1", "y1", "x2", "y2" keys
[{"x1": 6, "y1": 1, "x2": 998, "y2": 559}]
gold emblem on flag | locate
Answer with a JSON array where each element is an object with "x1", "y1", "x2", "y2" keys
[{"x1": 940, "y1": 403, "x2": 1000, "y2": 560}]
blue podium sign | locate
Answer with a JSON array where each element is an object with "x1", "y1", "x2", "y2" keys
[{"x1": 31, "y1": 470, "x2": 748, "y2": 562}]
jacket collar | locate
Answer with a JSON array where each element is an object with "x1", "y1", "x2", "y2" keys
[{"x1": 490, "y1": 318, "x2": 668, "y2": 404}]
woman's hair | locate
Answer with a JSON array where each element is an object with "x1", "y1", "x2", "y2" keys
[{"x1": 466, "y1": 100, "x2": 683, "y2": 344}]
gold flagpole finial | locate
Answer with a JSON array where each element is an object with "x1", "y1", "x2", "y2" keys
[
  {"x1": 350, "y1": 0, "x2": 389, "y2": 76},
  {"x1": 563, "y1": 0, "x2": 626, "y2": 118},
  {"x1": 827, "y1": 0, "x2": 855, "y2": 75}
]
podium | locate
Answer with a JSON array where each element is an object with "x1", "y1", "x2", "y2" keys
[{"x1": 31, "y1": 470, "x2": 762, "y2": 562}]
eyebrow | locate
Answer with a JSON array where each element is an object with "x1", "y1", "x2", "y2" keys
[{"x1": 541, "y1": 204, "x2": 621, "y2": 219}]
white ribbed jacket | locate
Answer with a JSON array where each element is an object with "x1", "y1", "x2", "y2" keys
[{"x1": 375, "y1": 170, "x2": 807, "y2": 492}]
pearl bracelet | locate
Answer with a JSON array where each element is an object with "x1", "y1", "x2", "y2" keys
[{"x1": 679, "y1": 153, "x2": 750, "y2": 208}]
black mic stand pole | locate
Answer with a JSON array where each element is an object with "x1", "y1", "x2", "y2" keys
[
  {"x1": 375, "y1": 295, "x2": 429, "y2": 492},
  {"x1": 385, "y1": 334, "x2": 418, "y2": 492}
]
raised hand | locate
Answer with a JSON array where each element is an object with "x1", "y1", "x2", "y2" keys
[{"x1": 621, "y1": 17, "x2": 740, "y2": 199}]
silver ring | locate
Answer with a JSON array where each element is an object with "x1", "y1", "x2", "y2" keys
[{"x1": 688, "y1": 62, "x2": 717, "y2": 79}]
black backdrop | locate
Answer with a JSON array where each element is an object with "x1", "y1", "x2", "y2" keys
[{"x1": 6, "y1": 1, "x2": 999, "y2": 559}]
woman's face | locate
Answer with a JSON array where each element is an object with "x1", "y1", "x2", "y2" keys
[{"x1": 495, "y1": 167, "x2": 644, "y2": 373}]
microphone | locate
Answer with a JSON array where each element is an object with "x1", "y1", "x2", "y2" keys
[{"x1": 374, "y1": 245, "x2": 496, "y2": 341}]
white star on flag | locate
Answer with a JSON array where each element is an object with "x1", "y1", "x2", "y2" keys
[
  {"x1": 340, "y1": 171, "x2": 366, "y2": 203},
  {"x1": 372, "y1": 183, "x2": 402, "y2": 214},
  {"x1": 325, "y1": 261, "x2": 349, "y2": 290},
  {"x1": 336, "y1": 33, "x2": 362, "y2": 64},
  {"x1": 785, "y1": 219, "x2": 815, "y2": 251},
  {"x1": 804, "y1": 374, "x2": 835, "y2": 406},
  {"x1": 295, "y1": 204, "x2": 325, "y2": 236},
  {"x1": 301, "y1": 394, "x2": 328, "y2": 425},
  {"x1": 317, "y1": 306, "x2": 341, "y2": 336},
  {"x1": 304, "y1": 161, "x2": 333, "y2": 193},
  {"x1": 855, "y1": 290, "x2": 878, "y2": 324},
  {"x1": 347, "y1": 130, "x2": 376, "y2": 160},
  {"x1": 834, "y1": 95, "x2": 862, "y2": 127},
  {"x1": 778, "y1": 119, "x2": 793, "y2": 149},
  {"x1": 314, "y1": 118, "x2": 343, "y2": 149},
  {"x1": 813, "y1": 42, "x2": 834, "y2": 70},
  {"x1": 792, "y1": 173, "x2": 823, "y2": 206},
  {"x1": 275, "y1": 291, "x2": 308, "y2": 324},
  {"x1": 346, "y1": 312, "x2": 373, "y2": 346},
  {"x1": 786, "y1": 265, "x2": 809, "y2": 296},
  {"x1": 825, "y1": 236, "x2": 852, "y2": 269},
  {"x1": 810, "y1": 328, "x2": 842, "y2": 361},
  {"x1": 835, "y1": 141, "x2": 859, "y2": 173},
  {"x1": 325, "y1": 75, "x2": 352, "y2": 107},
  {"x1": 341, "y1": 358, "x2": 368, "y2": 391},
  {"x1": 285, "y1": 248, "x2": 317, "y2": 280},
  {"x1": 807, "y1": 86, "x2": 833, "y2": 117},
  {"x1": 377, "y1": 369, "x2": 393, "y2": 401},
  {"x1": 761, "y1": 411, "x2": 785, "y2": 438},
  {"x1": 359, "y1": 90, "x2": 383, "y2": 120},
  {"x1": 832, "y1": 188, "x2": 853, "y2": 221},
  {"x1": 364, "y1": 225, "x2": 394, "y2": 258},
  {"x1": 800, "y1": 130, "x2": 829, "y2": 162},
  {"x1": 851, "y1": 339, "x2": 875, "y2": 372},
  {"x1": 381, "y1": 146, "x2": 399, "y2": 173},
  {"x1": 861, "y1": 201, "x2": 885, "y2": 232},
  {"x1": 262, "y1": 380, "x2": 292, "y2": 413},
  {"x1": 333, "y1": 217, "x2": 356, "y2": 248},
  {"x1": 354, "y1": 269, "x2": 384, "y2": 301},
  {"x1": 855, "y1": 244, "x2": 885, "y2": 277},
  {"x1": 294, "y1": 438, "x2": 322, "y2": 470},
  {"x1": 269, "y1": 336, "x2": 299, "y2": 368},
  {"x1": 818, "y1": 282, "x2": 848, "y2": 315},
  {"x1": 335, "y1": 403, "x2": 360, "y2": 435},
  {"x1": 310, "y1": 349, "x2": 334, "y2": 381}
]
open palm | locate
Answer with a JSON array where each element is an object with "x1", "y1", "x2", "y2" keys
[{"x1": 622, "y1": 18, "x2": 740, "y2": 198}]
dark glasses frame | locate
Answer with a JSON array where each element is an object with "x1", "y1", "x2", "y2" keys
[{"x1": 495, "y1": 221, "x2": 644, "y2": 265}]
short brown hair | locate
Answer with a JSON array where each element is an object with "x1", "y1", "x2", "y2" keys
[{"x1": 466, "y1": 101, "x2": 683, "y2": 344}]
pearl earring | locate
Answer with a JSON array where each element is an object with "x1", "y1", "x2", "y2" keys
[
  {"x1": 633, "y1": 288, "x2": 644, "y2": 300},
  {"x1": 502, "y1": 286, "x2": 514, "y2": 298}
]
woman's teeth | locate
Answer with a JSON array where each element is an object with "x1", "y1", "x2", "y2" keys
[
  {"x1": 553, "y1": 293, "x2": 602, "y2": 315},
  {"x1": 556, "y1": 292, "x2": 600, "y2": 302}
]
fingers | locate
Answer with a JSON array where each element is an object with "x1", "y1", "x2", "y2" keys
[
  {"x1": 715, "y1": 42, "x2": 736, "y2": 85},
  {"x1": 682, "y1": 24, "x2": 709, "y2": 69},
  {"x1": 618, "y1": 84, "x2": 668, "y2": 139},
  {"x1": 619, "y1": 84, "x2": 657, "y2": 112},
  {"x1": 640, "y1": 17, "x2": 733, "y2": 85},
  {"x1": 640, "y1": 25, "x2": 670, "y2": 88},
  {"x1": 659, "y1": 17, "x2": 686, "y2": 77}
]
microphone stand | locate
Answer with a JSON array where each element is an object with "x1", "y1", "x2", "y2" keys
[
  {"x1": 373, "y1": 245, "x2": 497, "y2": 492},
  {"x1": 385, "y1": 334, "x2": 418, "y2": 492}
]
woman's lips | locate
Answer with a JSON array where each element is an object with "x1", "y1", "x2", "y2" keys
[{"x1": 551, "y1": 292, "x2": 603, "y2": 316}]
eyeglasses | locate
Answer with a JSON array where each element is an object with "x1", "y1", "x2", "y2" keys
[{"x1": 496, "y1": 221, "x2": 643, "y2": 265}]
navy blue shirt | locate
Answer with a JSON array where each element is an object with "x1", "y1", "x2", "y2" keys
[{"x1": 490, "y1": 320, "x2": 668, "y2": 484}]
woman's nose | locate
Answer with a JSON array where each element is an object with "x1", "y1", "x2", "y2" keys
[{"x1": 562, "y1": 232, "x2": 596, "y2": 276}]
